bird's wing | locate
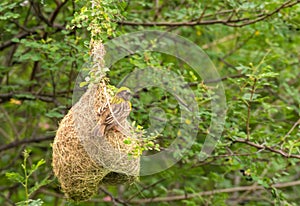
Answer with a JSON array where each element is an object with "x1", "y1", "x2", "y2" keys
[
  {"x1": 97, "y1": 102, "x2": 108, "y2": 116},
  {"x1": 105, "y1": 101, "x2": 131, "y2": 125}
]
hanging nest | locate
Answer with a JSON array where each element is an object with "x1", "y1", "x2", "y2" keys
[{"x1": 52, "y1": 82, "x2": 140, "y2": 202}]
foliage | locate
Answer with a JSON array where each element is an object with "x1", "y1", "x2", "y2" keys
[
  {"x1": 6, "y1": 149, "x2": 50, "y2": 206},
  {"x1": 0, "y1": 0, "x2": 300, "y2": 205}
]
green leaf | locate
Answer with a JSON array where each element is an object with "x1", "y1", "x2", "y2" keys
[
  {"x1": 29, "y1": 177, "x2": 52, "y2": 196},
  {"x1": 16, "y1": 199, "x2": 44, "y2": 206},
  {"x1": 123, "y1": 139, "x2": 131, "y2": 144},
  {"x1": 256, "y1": 178, "x2": 270, "y2": 188},
  {"x1": 0, "y1": 2, "x2": 18, "y2": 13},
  {"x1": 79, "y1": 81, "x2": 88, "y2": 87},
  {"x1": 11, "y1": 38, "x2": 20, "y2": 43},
  {"x1": 45, "y1": 109, "x2": 64, "y2": 118},
  {"x1": 0, "y1": 12, "x2": 20, "y2": 20},
  {"x1": 15, "y1": 93, "x2": 35, "y2": 100},
  {"x1": 29, "y1": 159, "x2": 45, "y2": 175},
  {"x1": 6, "y1": 172, "x2": 24, "y2": 183}
]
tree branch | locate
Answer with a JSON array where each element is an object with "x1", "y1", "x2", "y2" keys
[
  {"x1": 0, "y1": 24, "x2": 65, "y2": 51},
  {"x1": 232, "y1": 138, "x2": 300, "y2": 159},
  {"x1": 0, "y1": 91, "x2": 69, "y2": 104},
  {"x1": 130, "y1": 180, "x2": 300, "y2": 204},
  {"x1": 49, "y1": 0, "x2": 69, "y2": 24},
  {"x1": 99, "y1": 186, "x2": 129, "y2": 206},
  {"x1": 127, "y1": 178, "x2": 166, "y2": 201},
  {"x1": 0, "y1": 28, "x2": 40, "y2": 51},
  {"x1": 187, "y1": 74, "x2": 245, "y2": 86},
  {"x1": 246, "y1": 78, "x2": 257, "y2": 141},
  {"x1": 30, "y1": 0, "x2": 52, "y2": 26},
  {"x1": 118, "y1": 0, "x2": 300, "y2": 27},
  {"x1": 283, "y1": 118, "x2": 300, "y2": 140},
  {"x1": 0, "y1": 135, "x2": 54, "y2": 152}
]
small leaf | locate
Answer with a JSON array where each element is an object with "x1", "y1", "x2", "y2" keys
[
  {"x1": 11, "y1": 38, "x2": 20, "y2": 43},
  {"x1": 6, "y1": 172, "x2": 24, "y2": 183},
  {"x1": 257, "y1": 179, "x2": 269, "y2": 188},
  {"x1": 29, "y1": 159, "x2": 45, "y2": 174},
  {"x1": 79, "y1": 81, "x2": 88, "y2": 87},
  {"x1": 123, "y1": 139, "x2": 131, "y2": 144},
  {"x1": 29, "y1": 177, "x2": 52, "y2": 196},
  {"x1": 15, "y1": 93, "x2": 35, "y2": 99},
  {"x1": 45, "y1": 109, "x2": 64, "y2": 118},
  {"x1": 16, "y1": 199, "x2": 44, "y2": 206},
  {"x1": 23, "y1": 149, "x2": 31, "y2": 159}
]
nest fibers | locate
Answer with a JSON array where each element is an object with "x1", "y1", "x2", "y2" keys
[{"x1": 52, "y1": 83, "x2": 140, "y2": 201}]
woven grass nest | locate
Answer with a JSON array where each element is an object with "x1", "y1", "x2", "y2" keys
[{"x1": 52, "y1": 82, "x2": 140, "y2": 202}]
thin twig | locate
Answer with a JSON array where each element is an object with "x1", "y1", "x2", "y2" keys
[
  {"x1": 232, "y1": 161, "x2": 272, "y2": 204},
  {"x1": 197, "y1": 5, "x2": 208, "y2": 22},
  {"x1": 222, "y1": 31, "x2": 256, "y2": 59},
  {"x1": 0, "y1": 135, "x2": 54, "y2": 152},
  {"x1": 118, "y1": 0, "x2": 300, "y2": 28},
  {"x1": 246, "y1": 78, "x2": 256, "y2": 141},
  {"x1": 0, "y1": 92, "x2": 66, "y2": 104},
  {"x1": 201, "y1": 34, "x2": 238, "y2": 50},
  {"x1": 130, "y1": 180, "x2": 300, "y2": 204},
  {"x1": 0, "y1": 24, "x2": 65, "y2": 51},
  {"x1": 99, "y1": 186, "x2": 129, "y2": 206},
  {"x1": 283, "y1": 118, "x2": 300, "y2": 140},
  {"x1": 127, "y1": 178, "x2": 166, "y2": 201},
  {"x1": 232, "y1": 138, "x2": 300, "y2": 159},
  {"x1": 49, "y1": 0, "x2": 69, "y2": 24},
  {"x1": 187, "y1": 74, "x2": 245, "y2": 86},
  {"x1": 280, "y1": 118, "x2": 300, "y2": 149}
]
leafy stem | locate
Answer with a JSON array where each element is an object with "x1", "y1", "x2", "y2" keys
[
  {"x1": 22, "y1": 150, "x2": 30, "y2": 205},
  {"x1": 6, "y1": 149, "x2": 49, "y2": 206},
  {"x1": 246, "y1": 77, "x2": 257, "y2": 141}
]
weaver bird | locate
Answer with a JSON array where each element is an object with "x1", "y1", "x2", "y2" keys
[{"x1": 93, "y1": 87, "x2": 132, "y2": 137}]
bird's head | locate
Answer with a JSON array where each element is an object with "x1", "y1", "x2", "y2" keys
[{"x1": 116, "y1": 87, "x2": 132, "y2": 101}]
